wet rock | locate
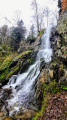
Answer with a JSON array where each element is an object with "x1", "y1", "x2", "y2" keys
[
  {"x1": 0, "y1": 88, "x2": 12, "y2": 106},
  {"x1": 39, "y1": 69, "x2": 48, "y2": 84},
  {"x1": 3, "y1": 117, "x2": 13, "y2": 120},
  {"x1": 40, "y1": 61, "x2": 45, "y2": 71},
  {"x1": 28, "y1": 104, "x2": 37, "y2": 111},
  {"x1": 57, "y1": 40, "x2": 61, "y2": 48},
  {"x1": 65, "y1": 70, "x2": 67, "y2": 79},
  {"x1": 0, "y1": 83, "x2": 2, "y2": 87},
  {"x1": 61, "y1": 46, "x2": 67, "y2": 54},
  {"x1": 56, "y1": 49, "x2": 62, "y2": 56},
  {"x1": 60, "y1": 76, "x2": 66, "y2": 82},
  {"x1": 36, "y1": 68, "x2": 49, "y2": 109},
  {"x1": 0, "y1": 112, "x2": 4, "y2": 117},
  {"x1": 30, "y1": 36, "x2": 41, "y2": 52},
  {"x1": 15, "y1": 109, "x2": 36, "y2": 119},
  {"x1": 2, "y1": 88, "x2": 12, "y2": 99},
  {"x1": 49, "y1": 69, "x2": 53, "y2": 78},
  {"x1": 60, "y1": 54, "x2": 67, "y2": 66}
]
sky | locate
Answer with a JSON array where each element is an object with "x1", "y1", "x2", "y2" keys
[{"x1": 0, "y1": 0, "x2": 58, "y2": 30}]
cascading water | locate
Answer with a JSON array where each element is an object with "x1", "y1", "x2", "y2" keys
[
  {"x1": 1, "y1": 0, "x2": 59, "y2": 115},
  {"x1": 2, "y1": 26, "x2": 52, "y2": 115},
  {"x1": 37, "y1": 26, "x2": 52, "y2": 63}
]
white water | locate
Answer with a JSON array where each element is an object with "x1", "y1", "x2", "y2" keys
[
  {"x1": 2, "y1": 0, "x2": 59, "y2": 115},
  {"x1": 3, "y1": 26, "x2": 52, "y2": 115}
]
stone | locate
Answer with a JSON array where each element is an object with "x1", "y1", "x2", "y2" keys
[
  {"x1": 0, "y1": 83, "x2": 2, "y2": 87},
  {"x1": 3, "y1": 117, "x2": 13, "y2": 120},
  {"x1": 0, "y1": 47, "x2": 2, "y2": 51},
  {"x1": 15, "y1": 109, "x2": 36, "y2": 119},
  {"x1": 57, "y1": 40, "x2": 61, "y2": 48},
  {"x1": 0, "y1": 112, "x2": 4, "y2": 117},
  {"x1": 39, "y1": 69, "x2": 48, "y2": 84},
  {"x1": 65, "y1": 70, "x2": 67, "y2": 78},
  {"x1": 60, "y1": 76, "x2": 66, "y2": 81},
  {"x1": 57, "y1": 50, "x2": 62, "y2": 56},
  {"x1": 49, "y1": 70, "x2": 53, "y2": 78}
]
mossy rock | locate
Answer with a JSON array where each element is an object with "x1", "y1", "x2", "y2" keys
[
  {"x1": 3, "y1": 117, "x2": 13, "y2": 120},
  {"x1": 0, "y1": 50, "x2": 33, "y2": 85},
  {"x1": 38, "y1": 29, "x2": 45, "y2": 37}
]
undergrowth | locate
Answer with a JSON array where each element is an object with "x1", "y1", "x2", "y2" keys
[{"x1": 32, "y1": 80, "x2": 67, "y2": 120}]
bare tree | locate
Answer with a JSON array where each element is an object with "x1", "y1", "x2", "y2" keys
[
  {"x1": 0, "y1": 25, "x2": 9, "y2": 44},
  {"x1": 13, "y1": 10, "x2": 23, "y2": 26},
  {"x1": 32, "y1": 0, "x2": 40, "y2": 34},
  {"x1": 30, "y1": 24, "x2": 35, "y2": 38},
  {"x1": 43, "y1": 7, "x2": 50, "y2": 27},
  {"x1": 38, "y1": 10, "x2": 45, "y2": 31},
  {"x1": 32, "y1": 0, "x2": 47, "y2": 34}
]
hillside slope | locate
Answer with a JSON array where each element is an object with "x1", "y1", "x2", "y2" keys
[{"x1": 32, "y1": 10, "x2": 67, "y2": 120}]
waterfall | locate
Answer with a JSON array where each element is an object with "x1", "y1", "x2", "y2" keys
[
  {"x1": 2, "y1": 26, "x2": 52, "y2": 115},
  {"x1": 2, "y1": 0, "x2": 59, "y2": 115}
]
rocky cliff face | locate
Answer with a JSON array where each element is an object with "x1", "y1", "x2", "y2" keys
[
  {"x1": 62, "y1": 0, "x2": 67, "y2": 12},
  {"x1": 33, "y1": 10, "x2": 67, "y2": 120}
]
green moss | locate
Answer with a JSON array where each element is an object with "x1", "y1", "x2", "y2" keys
[
  {"x1": 3, "y1": 117, "x2": 13, "y2": 120},
  {"x1": 0, "y1": 51, "x2": 32, "y2": 71},
  {"x1": 39, "y1": 29, "x2": 45, "y2": 37},
  {"x1": 43, "y1": 80, "x2": 67, "y2": 93},
  {"x1": 65, "y1": 51, "x2": 67, "y2": 54},
  {"x1": 64, "y1": 111, "x2": 67, "y2": 114},
  {"x1": 60, "y1": 85, "x2": 67, "y2": 90},
  {"x1": 32, "y1": 95, "x2": 49, "y2": 120},
  {"x1": 0, "y1": 70, "x2": 8, "y2": 80},
  {"x1": 14, "y1": 51, "x2": 32, "y2": 60},
  {"x1": 61, "y1": 42, "x2": 66, "y2": 47},
  {"x1": 50, "y1": 62, "x2": 57, "y2": 66},
  {"x1": 6, "y1": 66, "x2": 19, "y2": 79},
  {"x1": 32, "y1": 80, "x2": 67, "y2": 120},
  {"x1": 27, "y1": 57, "x2": 34, "y2": 64},
  {"x1": 0, "y1": 50, "x2": 33, "y2": 81},
  {"x1": 0, "y1": 54, "x2": 15, "y2": 70}
]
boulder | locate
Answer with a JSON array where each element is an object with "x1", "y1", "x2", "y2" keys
[
  {"x1": 0, "y1": 112, "x2": 4, "y2": 117},
  {"x1": 3, "y1": 117, "x2": 13, "y2": 120},
  {"x1": 0, "y1": 51, "x2": 34, "y2": 85},
  {"x1": 49, "y1": 69, "x2": 53, "y2": 78},
  {"x1": 15, "y1": 109, "x2": 36, "y2": 119}
]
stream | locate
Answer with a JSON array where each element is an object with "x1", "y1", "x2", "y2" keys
[{"x1": 0, "y1": 0, "x2": 59, "y2": 116}]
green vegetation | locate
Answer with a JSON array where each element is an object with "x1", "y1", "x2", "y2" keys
[
  {"x1": 27, "y1": 35, "x2": 36, "y2": 44},
  {"x1": 32, "y1": 80, "x2": 67, "y2": 120},
  {"x1": 65, "y1": 50, "x2": 67, "y2": 54},
  {"x1": 38, "y1": 29, "x2": 45, "y2": 37},
  {"x1": 14, "y1": 50, "x2": 32, "y2": 60},
  {"x1": 61, "y1": 42, "x2": 66, "y2": 47},
  {"x1": 0, "y1": 50, "x2": 33, "y2": 83}
]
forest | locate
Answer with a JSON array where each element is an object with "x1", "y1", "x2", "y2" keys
[{"x1": 0, "y1": 0, "x2": 67, "y2": 120}]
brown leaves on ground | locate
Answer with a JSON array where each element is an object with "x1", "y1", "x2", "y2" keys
[{"x1": 40, "y1": 91, "x2": 67, "y2": 120}]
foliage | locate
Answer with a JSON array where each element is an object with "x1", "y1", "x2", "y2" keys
[
  {"x1": 14, "y1": 50, "x2": 32, "y2": 60},
  {"x1": 0, "y1": 51, "x2": 32, "y2": 82},
  {"x1": 38, "y1": 29, "x2": 45, "y2": 37},
  {"x1": 27, "y1": 35, "x2": 35, "y2": 44},
  {"x1": 0, "y1": 19, "x2": 26, "y2": 52},
  {"x1": 10, "y1": 26, "x2": 26, "y2": 51},
  {"x1": 32, "y1": 80, "x2": 67, "y2": 120}
]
